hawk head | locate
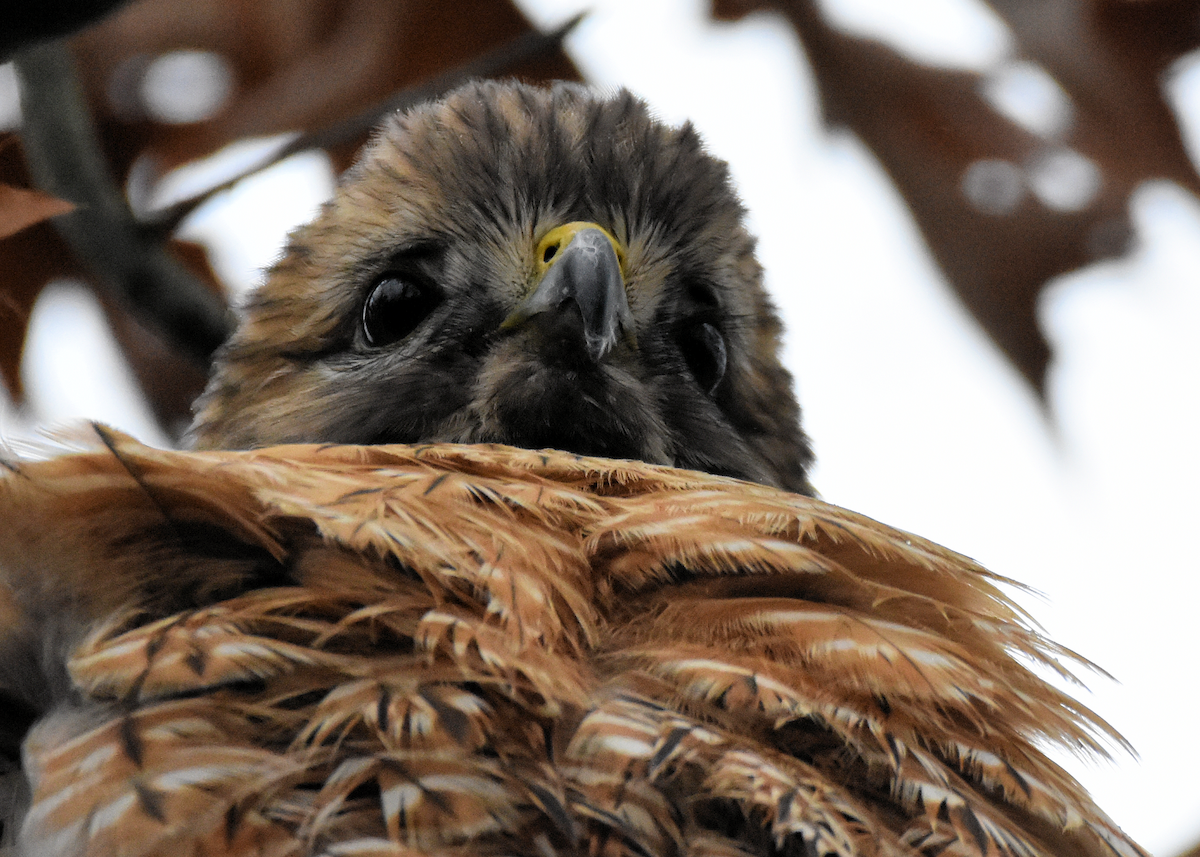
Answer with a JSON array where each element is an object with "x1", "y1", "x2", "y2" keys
[{"x1": 190, "y1": 81, "x2": 813, "y2": 494}]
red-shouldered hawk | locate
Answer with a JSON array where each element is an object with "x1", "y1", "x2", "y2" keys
[
  {"x1": 189, "y1": 81, "x2": 812, "y2": 495},
  {"x1": 0, "y1": 81, "x2": 1143, "y2": 857}
]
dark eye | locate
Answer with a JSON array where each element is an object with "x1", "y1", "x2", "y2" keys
[
  {"x1": 362, "y1": 274, "x2": 440, "y2": 347},
  {"x1": 678, "y1": 321, "x2": 727, "y2": 395}
]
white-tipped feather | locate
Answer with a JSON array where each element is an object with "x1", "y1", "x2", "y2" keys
[{"x1": 0, "y1": 430, "x2": 1143, "y2": 857}]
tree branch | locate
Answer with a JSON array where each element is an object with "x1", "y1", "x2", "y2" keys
[{"x1": 14, "y1": 40, "x2": 233, "y2": 365}]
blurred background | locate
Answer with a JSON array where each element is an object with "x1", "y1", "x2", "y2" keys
[{"x1": 2, "y1": 1, "x2": 1199, "y2": 853}]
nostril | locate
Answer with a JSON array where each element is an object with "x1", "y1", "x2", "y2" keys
[{"x1": 543, "y1": 244, "x2": 558, "y2": 263}]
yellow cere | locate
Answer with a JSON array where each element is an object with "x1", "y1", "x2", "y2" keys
[{"x1": 534, "y1": 221, "x2": 626, "y2": 276}]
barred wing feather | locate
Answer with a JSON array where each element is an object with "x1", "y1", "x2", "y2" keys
[{"x1": 0, "y1": 428, "x2": 1141, "y2": 857}]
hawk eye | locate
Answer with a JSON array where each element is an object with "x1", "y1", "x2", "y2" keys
[
  {"x1": 678, "y1": 321, "x2": 727, "y2": 395},
  {"x1": 362, "y1": 274, "x2": 440, "y2": 347}
]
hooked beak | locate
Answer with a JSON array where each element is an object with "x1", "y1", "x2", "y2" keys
[{"x1": 501, "y1": 222, "x2": 636, "y2": 363}]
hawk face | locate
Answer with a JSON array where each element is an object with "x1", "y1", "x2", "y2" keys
[{"x1": 190, "y1": 81, "x2": 813, "y2": 494}]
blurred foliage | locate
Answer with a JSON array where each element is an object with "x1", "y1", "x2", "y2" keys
[
  {"x1": 716, "y1": 0, "x2": 1200, "y2": 394},
  {"x1": 0, "y1": 0, "x2": 578, "y2": 435}
]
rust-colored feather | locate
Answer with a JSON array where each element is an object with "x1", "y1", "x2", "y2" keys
[{"x1": 0, "y1": 429, "x2": 1142, "y2": 857}]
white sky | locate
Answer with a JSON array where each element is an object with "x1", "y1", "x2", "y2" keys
[{"x1": 4, "y1": 1, "x2": 1200, "y2": 853}]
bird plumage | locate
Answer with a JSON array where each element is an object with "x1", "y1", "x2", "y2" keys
[
  {"x1": 0, "y1": 81, "x2": 1144, "y2": 857},
  {"x1": 189, "y1": 80, "x2": 813, "y2": 494},
  {"x1": 0, "y1": 429, "x2": 1142, "y2": 857}
]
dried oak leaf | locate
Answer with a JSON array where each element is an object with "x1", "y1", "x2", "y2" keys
[
  {"x1": 0, "y1": 136, "x2": 84, "y2": 402},
  {"x1": 713, "y1": 0, "x2": 1200, "y2": 395},
  {"x1": 0, "y1": 132, "x2": 225, "y2": 424},
  {"x1": 0, "y1": 167, "x2": 77, "y2": 399},
  {"x1": 0, "y1": 183, "x2": 75, "y2": 242}
]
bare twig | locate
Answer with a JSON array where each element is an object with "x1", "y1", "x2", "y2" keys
[
  {"x1": 14, "y1": 40, "x2": 233, "y2": 364},
  {"x1": 143, "y1": 11, "x2": 587, "y2": 236}
]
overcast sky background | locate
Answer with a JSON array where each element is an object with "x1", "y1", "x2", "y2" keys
[{"x1": 3, "y1": 1, "x2": 1200, "y2": 853}]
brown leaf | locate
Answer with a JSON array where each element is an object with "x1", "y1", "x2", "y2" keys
[
  {"x1": 0, "y1": 183, "x2": 75, "y2": 241},
  {"x1": 986, "y1": 0, "x2": 1200, "y2": 199},
  {"x1": 0, "y1": 137, "x2": 84, "y2": 402},
  {"x1": 0, "y1": 136, "x2": 215, "y2": 425},
  {"x1": 0, "y1": 221, "x2": 83, "y2": 402},
  {"x1": 713, "y1": 0, "x2": 1200, "y2": 395}
]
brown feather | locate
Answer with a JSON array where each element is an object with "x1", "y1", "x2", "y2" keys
[{"x1": 0, "y1": 429, "x2": 1142, "y2": 857}]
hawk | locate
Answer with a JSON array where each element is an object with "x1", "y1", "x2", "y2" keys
[
  {"x1": 0, "y1": 81, "x2": 1142, "y2": 857},
  {"x1": 188, "y1": 80, "x2": 813, "y2": 495}
]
